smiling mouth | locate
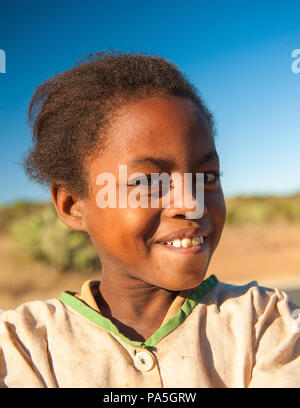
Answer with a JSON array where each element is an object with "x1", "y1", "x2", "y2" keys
[{"x1": 156, "y1": 236, "x2": 207, "y2": 254}]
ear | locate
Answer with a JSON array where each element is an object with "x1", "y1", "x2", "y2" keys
[{"x1": 51, "y1": 181, "x2": 88, "y2": 232}]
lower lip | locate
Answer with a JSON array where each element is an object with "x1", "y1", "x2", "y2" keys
[{"x1": 156, "y1": 238, "x2": 207, "y2": 254}]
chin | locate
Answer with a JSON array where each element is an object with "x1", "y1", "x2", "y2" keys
[{"x1": 161, "y1": 270, "x2": 208, "y2": 292}]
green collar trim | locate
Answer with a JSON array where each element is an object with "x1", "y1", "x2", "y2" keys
[{"x1": 59, "y1": 274, "x2": 218, "y2": 349}]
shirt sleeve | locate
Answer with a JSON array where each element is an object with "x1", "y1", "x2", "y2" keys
[{"x1": 249, "y1": 288, "x2": 300, "y2": 387}]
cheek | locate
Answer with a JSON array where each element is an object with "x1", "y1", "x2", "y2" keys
[
  {"x1": 86, "y1": 206, "x2": 155, "y2": 259},
  {"x1": 207, "y1": 190, "x2": 227, "y2": 235},
  {"x1": 118, "y1": 208, "x2": 160, "y2": 254}
]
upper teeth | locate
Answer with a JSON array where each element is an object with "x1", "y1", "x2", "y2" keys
[{"x1": 162, "y1": 236, "x2": 204, "y2": 248}]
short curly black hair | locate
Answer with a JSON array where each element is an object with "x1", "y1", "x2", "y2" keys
[{"x1": 22, "y1": 50, "x2": 215, "y2": 198}]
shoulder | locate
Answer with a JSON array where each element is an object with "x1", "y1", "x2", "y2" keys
[
  {"x1": 203, "y1": 277, "x2": 297, "y2": 321},
  {"x1": 0, "y1": 298, "x2": 74, "y2": 388},
  {"x1": 0, "y1": 298, "x2": 73, "y2": 341},
  {"x1": 0, "y1": 297, "x2": 69, "y2": 321},
  {"x1": 201, "y1": 278, "x2": 300, "y2": 387}
]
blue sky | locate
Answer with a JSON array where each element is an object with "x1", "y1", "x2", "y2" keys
[{"x1": 0, "y1": 0, "x2": 300, "y2": 203}]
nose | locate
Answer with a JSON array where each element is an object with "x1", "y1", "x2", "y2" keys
[
  {"x1": 162, "y1": 172, "x2": 208, "y2": 220},
  {"x1": 163, "y1": 203, "x2": 208, "y2": 220}
]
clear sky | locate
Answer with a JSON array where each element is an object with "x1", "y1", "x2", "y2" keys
[{"x1": 0, "y1": 0, "x2": 300, "y2": 204}]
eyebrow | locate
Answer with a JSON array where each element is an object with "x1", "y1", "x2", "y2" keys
[{"x1": 127, "y1": 150, "x2": 219, "y2": 169}]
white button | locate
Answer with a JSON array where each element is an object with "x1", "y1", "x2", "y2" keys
[{"x1": 133, "y1": 351, "x2": 155, "y2": 372}]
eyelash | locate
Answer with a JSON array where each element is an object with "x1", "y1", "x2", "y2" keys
[{"x1": 128, "y1": 171, "x2": 223, "y2": 187}]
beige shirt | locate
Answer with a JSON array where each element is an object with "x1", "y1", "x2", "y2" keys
[{"x1": 0, "y1": 275, "x2": 299, "y2": 388}]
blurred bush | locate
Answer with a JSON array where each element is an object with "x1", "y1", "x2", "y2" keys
[
  {"x1": 0, "y1": 201, "x2": 47, "y2": 233},
  {"x1": 9, "y1": 204, "x2": 100, "y2": 272},
  {"x1": 225, "y1": 193, "x2": 300, "y2": 225}
]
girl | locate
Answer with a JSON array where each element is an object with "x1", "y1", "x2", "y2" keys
[{"x1": 0, "y1": 51, "x2": 299, "y2": 388}]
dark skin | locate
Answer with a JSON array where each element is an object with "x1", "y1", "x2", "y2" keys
[{"x1": 51, "y1": 96, "x2": 226, "y2": 341}]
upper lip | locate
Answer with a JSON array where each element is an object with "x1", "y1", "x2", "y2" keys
[{"x1": 156, "y1": 227, "x2": 209, "y2": 243}]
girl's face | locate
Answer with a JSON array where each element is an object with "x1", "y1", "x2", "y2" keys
[{"x1": 82, "y1": 96, "x2": 226, "y2": 291}]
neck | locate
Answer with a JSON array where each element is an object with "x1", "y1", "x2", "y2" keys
[{"x1": 95, "y1": 271, "x2": 180, "y2": 342}]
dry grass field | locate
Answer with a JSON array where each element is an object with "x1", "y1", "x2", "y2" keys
[
  {"x1": 0, "y1": 232, "x2": 94, "y2": 310},
  {"x1": 0, "y1": 220, "x2": 299, "y2": 310},
  {"x1": 209, "y1": 222, "x2": 300, "y2": 288}
]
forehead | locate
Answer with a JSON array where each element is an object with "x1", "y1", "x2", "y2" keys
[{"x1": 96, "y1": 96, "x2": 215, "y2": 171}]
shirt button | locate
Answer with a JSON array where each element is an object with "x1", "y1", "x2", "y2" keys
[{"x1": 133, "y1": 351, "x2": 155, "y2": 372}]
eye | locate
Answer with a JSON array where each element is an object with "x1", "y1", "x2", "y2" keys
[
  {"x1": 128, "y1": 174, "x2": 171, "y2": 199},
  {"x1": 204, "y1": 171, "x2": 221, "y2": 185},
  {"x1": 128, "y1": 175, "x2": 151, "y2": 187},
  {"x1": 128, "y1": 174, "x2": 171, "y2": 187}
]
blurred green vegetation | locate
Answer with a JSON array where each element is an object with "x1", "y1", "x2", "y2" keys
[
  {"x1": 2, "y1": 202, "x2": 100, "y2": 273},
  {"x1": 0, "y1": 193, "x2": 299, "y2": 271},
  {"x1": 0, "y1": 201, "x2": 47, "y2": 232},
  {"x1": 225, "y1": 193, "x2": 300, "y2": 225}
]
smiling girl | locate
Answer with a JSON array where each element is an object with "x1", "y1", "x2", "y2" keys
[{"x1": 0, "y1": 51, "x2": 299, "y2": 388}]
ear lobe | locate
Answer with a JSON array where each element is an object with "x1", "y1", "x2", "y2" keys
[{"x1": 51, "y1": 182, "x2": 87, "y2": 232}]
